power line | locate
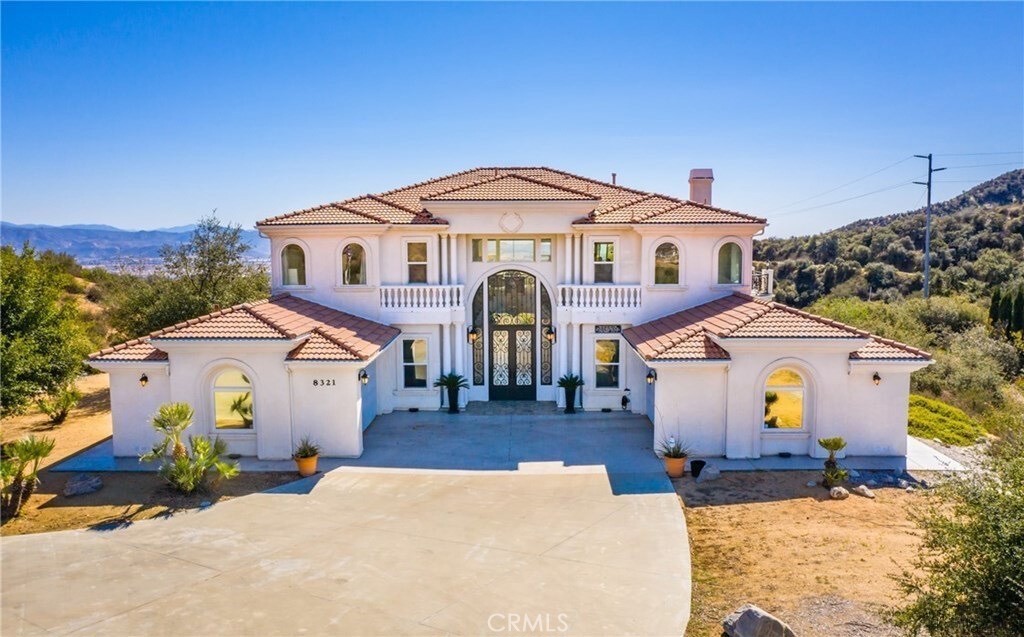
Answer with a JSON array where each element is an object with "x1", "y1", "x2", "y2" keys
[
  {"x1": 771, "y1": 181, "x2": 916, "y2": 217},
  {"x1": 941, "y1": 161, "x2": 1023, "y2": 170},
  {"x1": 764, "y1": 156, "x2": 914, "y2": 213},
  {"x1": 935, "y1": 151, "x2": 1023, "y2": 157}
]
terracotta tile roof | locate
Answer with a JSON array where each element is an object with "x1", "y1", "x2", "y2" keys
[
  {"x1": 622, "y1": 294, "x2": 931, "y2": 362},
  {"x1": 257, "y1": 167, "x2": 765, "y2": 227},
  {"x1": 89, "y1": 294, "x2": 400, "y2": 363}
]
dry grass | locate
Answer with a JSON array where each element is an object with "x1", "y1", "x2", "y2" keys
[{"x1": 1, "y1": 374, "x2": 299, "y2": 536}]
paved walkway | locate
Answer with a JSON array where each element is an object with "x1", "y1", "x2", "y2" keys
[{"x1": 3, "y1": 414, "x2": 691, "y2": 636}]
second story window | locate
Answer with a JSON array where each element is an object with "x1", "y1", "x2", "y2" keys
[
  {"x1": 341, "y1": 243, "x2": 366, "y2": 285},
  {"x1": 406, "y1": 242, "x2": 428, "y2": 283},
  {"x1": 471, "y1": 238, "x2": 551, "y2": 263},
  {"x1": 717, "y1": 242, "x2": 743, "y2": 285},
  {"x1": 282, "y1": 244, "x2": 306, "y2": 286},
  {"x1": 654, "y1": 242, "x2": 680, "y2": 285},
  {"x1": 593, "y1": 241, "x2": 614, "y2": 283}
]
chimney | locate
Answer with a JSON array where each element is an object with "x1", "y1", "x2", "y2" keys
[
  {"x1": 611, "y1": 172, "x2": 617, "y2": 185},
  {"x1": 688, "y1": 169, "x2": 714, "y2": 205}
]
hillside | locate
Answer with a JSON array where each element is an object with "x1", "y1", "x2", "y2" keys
[
  {"x1": 0, "y1": 222, "x2": 269, "y2": 266},
  {"x1": 756, "y1": 169, "x2": 1024, "y2": 307}
]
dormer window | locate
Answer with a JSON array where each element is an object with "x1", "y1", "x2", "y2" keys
[
  {"x1": 717, "y1": 242, "x2": 743, "y2": 285},
  {"x1": 341, "y1": 243, "x2": 366, "y2": 285},
  {"x1": 654, "y1": 242, "x2": 680, "y2": 285},
  {"x1": 282, "y1": 244, "x2": 307, "y2": 286},
  {"x1": 593, "y1": 241, "x2": 615, "y2": 283}
]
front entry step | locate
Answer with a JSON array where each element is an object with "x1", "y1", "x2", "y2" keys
[{"x1": 464, "y1": 401, "x2": 559, "y2": 415}]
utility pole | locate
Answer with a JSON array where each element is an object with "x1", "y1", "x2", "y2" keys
[{"x1": 914, "y1": 153, "x2": 946, "y2": 299}]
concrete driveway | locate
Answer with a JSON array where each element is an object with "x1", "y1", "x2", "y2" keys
[{"x1": 1, "y1": 412, "x2": 690, "y2": 636}]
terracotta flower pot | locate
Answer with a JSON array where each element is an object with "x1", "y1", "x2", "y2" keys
[
  {"x1": 663, "y1": 456, "x2": 686, "y2": 478},
  {"x1": 295, "y1": 455, "x2": 319, "y2": 477}
]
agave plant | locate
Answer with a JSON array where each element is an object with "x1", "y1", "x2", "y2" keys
[{"x1": 1, "y1": 434, "x2": 57, "y2": 519}]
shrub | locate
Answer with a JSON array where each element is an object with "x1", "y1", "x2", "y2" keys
[
  {"x1": 140, "y1": 402, "x2": 239, "y2": 494},
  {"x1": 889, "y1": 436, "x2": 1024, "y2": 637},
  {"x1": 907, "y1": 395, "x2": 984, "y2": 446},
  {"x1": 1, "y1": 434, "x2": 56, "y2": 519},
  {"x1": 36, "y1": 384, "x2": 83, "y2": 425},
  {"x1": 818, "y1": 437, "x2": 848, "y2": 487}
]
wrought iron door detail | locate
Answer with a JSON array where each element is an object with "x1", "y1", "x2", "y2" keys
[
  {"x1": 492, "y1": 331, "x2": 509, "y2": 386},
  {"x1": 487, "y1": 270, "x2": 538, "y2": 401},
  {"x1": 515, "y1": 330, "x2": 532, "y2": 386}
]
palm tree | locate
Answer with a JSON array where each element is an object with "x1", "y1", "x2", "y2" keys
[
  {"x1": 142, "y1": 402, "x2": 194, "y2": 462},
  {"x1": 1, "y1": 434, "x2": 56, "y2": 519}
]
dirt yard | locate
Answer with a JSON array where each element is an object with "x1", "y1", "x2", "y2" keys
[
  {"x1": 1, "y1": 374, "x2": 298, "y2": 536},
  {"x1": 679, "y1": 471, "x2": 925, "y2": 637}
]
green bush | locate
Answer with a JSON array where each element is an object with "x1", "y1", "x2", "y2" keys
[
  {"x1": 907, "y1": 395, "x2": 984, "y2": 446},
  {"x1": 890, "y1": 436, "x2": 1024, "y2": 637},
  {"x1": 140, "y1": 402, "x2": 239, "y2": 494},
  {"x1": 36, "y1": 383, "x2": 83, "y2": 425},
  {"x1": 1, "y1": 435, "x2": 56, "y2": 519}
]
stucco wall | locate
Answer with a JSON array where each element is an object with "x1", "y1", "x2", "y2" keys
[
  {"x1": 648, "y1": 365, "x2": 729, "y2": 457},
  {"x1": 107, "y1": 366, "x2": 171, "y2": 456},
  {"x1": 288, "y1": 365, "x2": 364, "y2": 457}
]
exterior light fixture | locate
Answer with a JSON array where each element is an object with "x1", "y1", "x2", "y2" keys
[
  {"x1": 872, "y1": 372, "x2": 881, "y2": 386},
  {"x1": 543, "y1": 326, "x2": 557, "y2": 343},
  {"x1": 358, "y1": 369, "x2": 370, "y2": 385},
  {"x1": 646, "y1": 370, "x2": 657, "y2": 385},
  {"x1": 139, "y1": 373, "x2": 148, "y2": 387},
  {"x1": 467, "y1": 327, "x2": 481, "y2": 344},
  {"x1": 621, "y1": 388, "x2": 631, "y2": 411}
]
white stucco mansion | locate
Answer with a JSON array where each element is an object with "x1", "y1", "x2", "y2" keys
[{"x1": 90, "y1": 167, "x2": 931, "y2": 461}]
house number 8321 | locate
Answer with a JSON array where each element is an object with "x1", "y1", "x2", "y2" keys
[{"x1": 312, "y1": 379, "x2": 336, "y2": 387}]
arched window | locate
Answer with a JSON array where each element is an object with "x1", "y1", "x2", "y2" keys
[
  {"x1": 654, "y1": 242, "x2": 680, "y2": 285},
  {"x1": 717, "y1": 242, "x2": 743, "y2": 285},
  {"x1": 764, "y1": 368, "x2": 804, "y2": 430},
  {"x1": 214, "y1": 368, "x2": 253, "y2": 429},
  {"x1": 341, "y1": 243, "x2": 366, "y2": 285},
  {"x1": 282, "y1": 244, "x2": 306, "y2": 286}
]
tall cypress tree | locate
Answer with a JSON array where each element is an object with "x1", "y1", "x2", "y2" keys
[
  {"x1": 1014, "y1": 286, "x2": 1024, "y2": 334},
  {"x1": 1000, "y1": 291, "x2": 1015, "y2": 335},
  {"x1": 990, "y1": 288, "x2": 1003, "y2": 325}
]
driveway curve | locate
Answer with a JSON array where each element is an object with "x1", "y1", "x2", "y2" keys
[{"x1": 2, "y1": 413, "x2": 690, "y2": 636}]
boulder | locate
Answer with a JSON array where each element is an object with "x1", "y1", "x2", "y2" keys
[
  {"x1": 806, "y1": 480, "x2": 818, "y2": 488},
  {"x1": 853, "y1": 484, "x2": 876, "y2": 499},
  {"x1": 830, "y1": 486, "x2": 849, "y2": 500},
  {"x1": 722, "y1": 603, "x2": 797, "y2": 637},
  {"x1": 897, "y1": 479, "x2": 910, "y2": 489},
  {"x1": 63, "y1": 473, "x2": 103, "y2": 497},
  {"x1": 695, "y1": 463, "x2": 721, "y2": 483},
  {"x1": 848, "y1": 469, "x2": 860, "y2": 478}
]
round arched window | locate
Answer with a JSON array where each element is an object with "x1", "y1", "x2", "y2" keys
[
  {"x1": 282, "y1": 244, "x2": 306, "y2": 286},
  {"x1": 213, "y1": 368, "x2": 253, "y2": 429},
  {"x1": 717, "y1": 242, "x2": 743, "y2": 284},
  {"x1": 654, "y1": 242, "x2": 680, "y2": 284},
  {"x1": 341, "y1": 243, "x2": 366, "y2": 285},
  {"x1": 764, "y1": 368, "x2": 804, "y2": 430}
]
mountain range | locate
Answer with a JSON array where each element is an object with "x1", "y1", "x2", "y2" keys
[{"x1": 0, "y1": 222, "x2": 269, "y2": 265}]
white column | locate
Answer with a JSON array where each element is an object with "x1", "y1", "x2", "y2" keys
[
  {"x1": 556, "y1": 320, "x2": 569, "y2": 406},
  {"x1": 440, "y1": 234, "x2": 449, "y2": 285},
  {"x1": 575, "y1": 234, "x2": 584, "y2": 284},
  {"x1": 449, "y1": 234, "x2": 459, "y2": 285},
  {"x1": 441, "y1": 323, "x2": 452, "y2": 375},
  {"x1": 454, "y1": 321, "x2": 466, "y2": 405},
  {"x1": 563, "y1": 233, "x2": 572, "y2": 288}
]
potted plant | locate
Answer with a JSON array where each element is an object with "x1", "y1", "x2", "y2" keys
[
  {"x1": 434, "y1": 373, "x2": 469, "y2": 414},
  {"x1": 818, "y1": 436, "x2": 849, "y2": 487},
  {"x1": 557, "y1": 373, "x2": 585, "y2": 414},
  {"x1": 292, "y1": 435, "x2": 321, "y2": 477},
  {"x1": 658, "y1": 437, "x2": 691, "y2": 479}
]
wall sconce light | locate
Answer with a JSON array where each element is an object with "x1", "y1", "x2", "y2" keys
[
  {"x1": 621, "y1": 388, "x2": 631, "y2": 411},
  {"x1": 139, "y1": 373, "x2": 148, "y2": 387},
  {"x1": 543, "y1": 326, "x2": 557, "y2": 343},
  {"x1": 467, "y1": 327, "x2": 482, "y2": 344},
  {"x1": 358, "y1": 369, "x2": 370, "y2": 385},
  {"x1": 872, "y1": 372, "x2": 881, "y2": 386},
  {"x1": 646, "y1": 370, "x2": 657, "y2": 385}
]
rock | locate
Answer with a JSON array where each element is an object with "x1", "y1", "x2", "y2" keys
[
  {"x1": 722, "y1": 603, "x2": 796, "y2": 637},
  {"x1": 848, "y1": 469, "x2": 860, "y2": 478},
  {"x1": 881, "y1": 475, "x2": 895, "y2": 485},
  {"x1": 919, "y1": 479, "x2": 931, "y2": 489},
  {"x1": 199, "y1": 501, "x2": 212, "y2": 509},
  {"x1": 897, "y1": 479, "x2": 910, "y2": 489},
  {"x1": 866, "y1": 479, "x2": 878, "y2": 487},
  {"x1": 830, "y1": 486, "x2": 850, "y2": 500},
  {"x1": 906, "y1": 486, "x2": 915, "y2": 493},
  {"x1": 63, "y1": 473, "x2": 103, "y2": 497},
  {"x1": 695, "y1": 463, "x2": 721, "y2": 483},
  {"x1": 853, "y1": 484, "x2": 876, "y2": 499},
  {"x1": 806, "y1": 480, "x2": 818, "y2": 488}
]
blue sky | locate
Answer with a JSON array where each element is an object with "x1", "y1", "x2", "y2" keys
[{"x1": 3, "y1": 2, "x2": 1022, "y2": 238}]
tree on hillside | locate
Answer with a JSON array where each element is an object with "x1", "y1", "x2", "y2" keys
[
  {"x1": 0, "y1": 245, "x2": 90, "y2": 416},
  {"x1": 990, "y1": 288, "x2": 1003, "y2": 325},
  {"x1": 106, "y1": 215, "x2": 269, "y2": 339}
]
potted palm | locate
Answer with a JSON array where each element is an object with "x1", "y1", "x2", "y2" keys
[
  {"x1": 434, "y1": 373, "x2": 469, "y2": 414},
  {"x1": 658, "y1": 437, "x2": 691, "y2": 479},
  {"x1": 557, "y1": 373, "x2": 584, "y2": 414},
  {"x1": 292, "y1": 435, "x2": 321, "y2": 477}
]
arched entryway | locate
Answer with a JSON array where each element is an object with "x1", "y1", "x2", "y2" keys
[{"x1": 471, "y1": 270, "x2": 553, "y2": 401}]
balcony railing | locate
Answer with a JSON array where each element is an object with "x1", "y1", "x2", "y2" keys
[
  {"x1": 752, "y1": 268, "x2": 775, "y2": 298},
  {"x1": 557, "y1": 285, "x2": 643, "y2": 310},
  {"x1": 380, "y1": 285, "x2": 464, "y2": 310}
]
